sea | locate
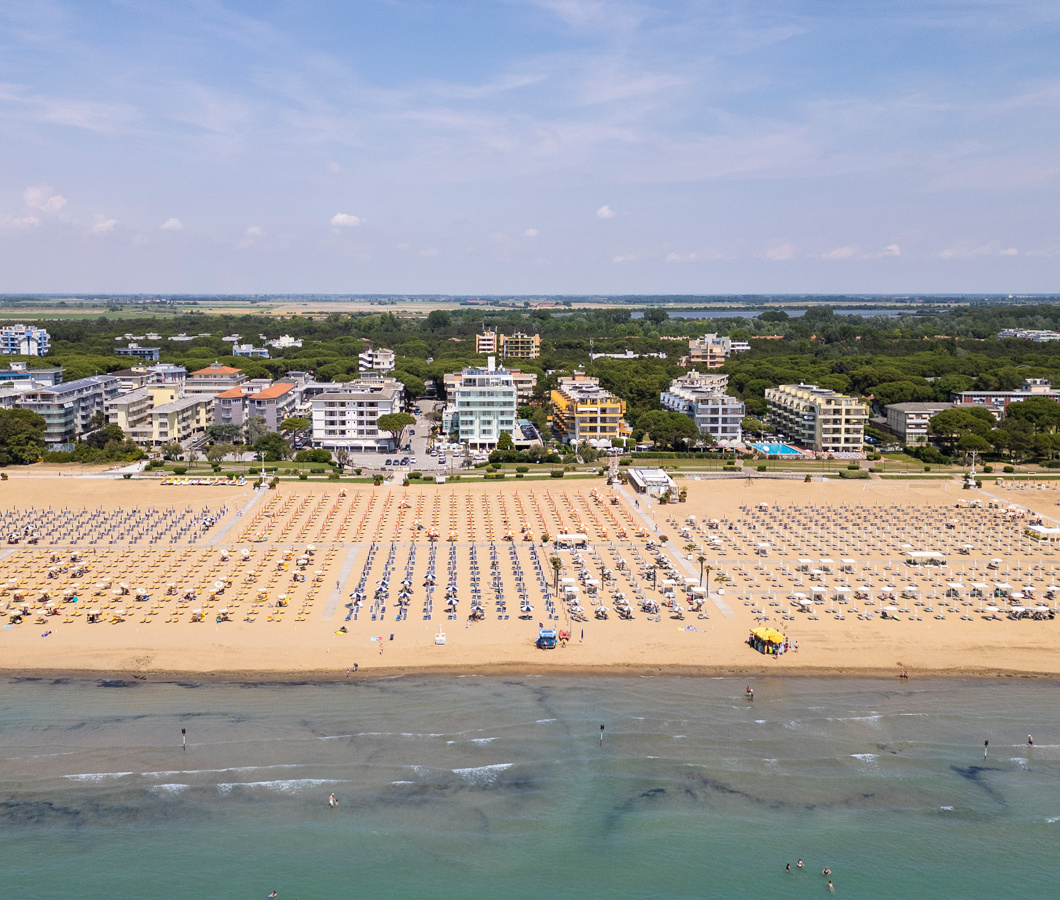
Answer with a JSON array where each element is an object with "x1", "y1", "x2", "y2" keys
[
  {"x1": 630, "y1": 308, "x2": 911, "y2": 319},
  {"x1": 2, "y1": 675, "x2": 1055, "y2": 899}
]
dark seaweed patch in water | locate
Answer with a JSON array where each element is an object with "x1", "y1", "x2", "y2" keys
[
  {"x1": 96, "y1": 679, "x2": 137, "y2": 689},
  {"x1": 0, "y1": 799, "x2": 83, "y2": 826},
  {"x1": 950, "y1": 765, "x2": 1007, "y2": 805}
]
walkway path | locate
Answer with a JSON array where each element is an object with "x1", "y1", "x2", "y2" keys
[
  {"x1": 206, "y1": 489, "x2": 267, "y2": 547},
  {"x1": 322, "y1": 547, "x2": 361, "y2": 621}
]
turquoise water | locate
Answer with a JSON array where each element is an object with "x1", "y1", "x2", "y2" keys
[
  {"x1": 2, "y1": 676, "x2": 1056, "y2": 899},
  {"x1": 751, "y1": 442, "x2": 804, "y2": 456}
]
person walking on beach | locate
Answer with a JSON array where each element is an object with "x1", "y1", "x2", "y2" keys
[
  {"x1": 1028, "y1": 734, "x2": 1034, "y2": 746},
  {"x1": 181, "y1": 728, "x2": 186, "y2": 752},
  {"x1": 746, "y1": 686, "x2": 754, "y2": 701},
  {"x1": 984, "y1": 739, "x2": 989, "y2": 760}
]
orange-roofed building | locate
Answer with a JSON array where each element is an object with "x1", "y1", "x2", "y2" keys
[
  {"x1": 248, "y1": 382, "x2": 297, "y2": 431},
  {"x1": 186, "y1": 362, "x2": 247, "y2": 396}
]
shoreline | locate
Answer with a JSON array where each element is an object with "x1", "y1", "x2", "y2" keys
[{"x1": 5, "y1": 662, "x2": 1059, "y2": 683}]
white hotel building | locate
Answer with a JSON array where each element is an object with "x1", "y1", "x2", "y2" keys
[
  {"x1": 660, "y1": 370, "x2": 745, "y2": 444},
  {"x1": 310, "y1": 374, "x2": 405, "y2": 453},
  {"x1": 444, "y1": 357, "x2": 518, "y2": 450}
]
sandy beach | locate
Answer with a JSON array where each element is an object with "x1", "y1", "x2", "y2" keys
[{"x1": 1, "y1": 472, "x2": 1059, "y2": 680}]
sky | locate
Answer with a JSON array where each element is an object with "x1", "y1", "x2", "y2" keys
[{"x1": 1, "y1": 0, "x2": 1059, "y2": 295}]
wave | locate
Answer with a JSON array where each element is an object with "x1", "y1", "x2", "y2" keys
[
  {"x1": 64, "y1": 771, "x2": 134, "y2": 782},
  {"x1": 142, "y1": 764, "x2": 303, "y2": 778},
  {"x1": 217, "y1": 778, "x2": 338, "y2": 794},
  {"x1": 452, "y1": 763, "x2": 513, "y2": 786},
  {"x1": 148, "y1": 783, "x2": 189, "y2": 795}
]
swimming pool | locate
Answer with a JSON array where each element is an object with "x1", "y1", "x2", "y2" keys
[{"x1": 751, "y1": 442, "x2": 804, "y2": 456}]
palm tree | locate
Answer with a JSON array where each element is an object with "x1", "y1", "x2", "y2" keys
[
  {"x1": 696, "y1": 554, "x2": 707, "y2": 585},
  {"x1": 684, "y1": 542, "x2": 696, "y2": 557},
  {"x1": 702, "y1": 563, "x2": 713, "y2": 598},
  {"x1": 550, "y1": 556, "x2": 563, "y2": 596}
]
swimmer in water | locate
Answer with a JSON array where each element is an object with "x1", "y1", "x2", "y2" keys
[
  {"x1": 797, "y1": 859, "x2": 804, "y2": 869},
  {"x1": 328, "y1": 792, "x2": 337, "y2": 807},
  {"x1": 268, "y1": 892, "x2": 278, "y2": 898},
  {"x1": 786, "y1": 864, "x2": 790, "y2": 872},
  {"x1": 828, "y1": 880, "x2": 834, "y2": 893},
  {"x1": 822, "y1": 868, "x2": 831, "y2": 876}
]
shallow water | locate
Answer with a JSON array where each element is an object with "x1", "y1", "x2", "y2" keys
[{"x1": 1, "y1": 676, "x2": 1055, "y2": 898}]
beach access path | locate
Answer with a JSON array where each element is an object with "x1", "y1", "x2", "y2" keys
[
  {"x1": 206, "y1": 488, "x2": 267, "y2": 547},
  {"x1": 615, "y1": 484, "x2": 735, "y2": 617},
  {"x1": 322, "y1": 547, "x2": 360, "y2": 621}
]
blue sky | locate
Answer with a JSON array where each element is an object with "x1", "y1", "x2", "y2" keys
[{"x1": 1, "y1": 0, "x2": 1058, "y2": 294}]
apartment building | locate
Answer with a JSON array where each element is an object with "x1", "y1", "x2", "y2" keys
[
  {"x1": 0, "y1": 324, "x2": 50, "y2": 356},
  {"x1": 475, "y1": 330, "x2": 541, "y2": 359},
  {"x1": 0, "y1": 363, "x2": 63, "y2": 388},
  {"x1": 358, "y1": 346, "x2": 396, "y2": 373},
  {"x1": 884, "y1": 402, "x2": 954, "y2": 444},
  {"x1": 444, "y1": 368, "x2": 537, "y2": 405},
  {"x1": 765, "y1": 383, "x2": 867, "y2": 454},
  {"x1": 247, "y1": 383, "x2": 297, "y2": 431},
  {"x1": 17, "y1": 375, "x2": 121, "y2": 451},
  {"x1": 475, "y1": 330, "x2": 499, "y2": 355},
  {"x1": 149, "y1": 396, "x2": 212, "y2": 446},
  {"x1": 660, "y1": 370, "x2": 745, "y2": 444},
  {"x1": 114, "y1": 343, "x2": 161, "y2": 362},
  {"x1": 445, "y1": 357, "x2": 518, "y2": 450},
  {"x1": 500, "y1": 331, "x2": 540, "y2": 359},
  {"x1": 310, "y1": 375, "x2": 405, "y2": 453},
  {"x1": 185, "y1": 363, "x2": 246, "y2": 396},
  {"x1": 106, "y1": 387, "x2": 153, "y2": 445},
  {"x1": 952, "y1": 378, "x2": 1060, "y2": 416},
  {"x1": 550, "y1": 373, "x2": 631, "y2": 448},
  {"x1": 232, "y1": 343, "x2": 270, "y2": 358},
  {"x1": 685, "y1": 333, "x2": 750, "y2": 369}
]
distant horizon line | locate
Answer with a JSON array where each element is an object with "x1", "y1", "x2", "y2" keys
[{"x1": 2, "y1": 293, "x2": 1058, "y2": 302}]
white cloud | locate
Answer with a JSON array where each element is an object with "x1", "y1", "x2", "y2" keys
[
  {"x1": 327, "y1": 161, "x2": 342, "y2": 174},
  {"x1": 421, "y1": 247, "x2": 439, "y2": 258},
  {"x1": 596, "y1": 204, "x2": 616, "y2": 219},
  {"x1": 937, "y1": 241, "x2": 1012, "y2": 260},
  {"x1": 820, "y1": 245, "x2": 857, "y2": 260},
  {"x1": 23, "y1": 185, "x2": 66, "y2": 213},
  {"x1": 879, "y1": 243, "x2": 901, "y2": 257},
  {"x1": 237, "y1": 225, "x2": 265, "y2": 249},
  {"x1": 763, "y1": 243, "x2": 795, "y2": 261},
  {"x1": 89, "y1": 213, "x2": 117, "y2": 235},
  {"x1": 330, "y1": 212, "x2": 363, "y2": 228},
  {"x1": 524, "y1": 228, "x2": 539, "y2": 238},
  {"x1": 160, "y1": 218, "x2": 184, "y2": 232},
  {"x1": 0, "y1": 214, "x2": 39, "y2": 232}
]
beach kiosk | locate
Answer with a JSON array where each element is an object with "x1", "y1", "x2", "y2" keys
[
  {"x1": 555, "y1": 533, "x2": 588, "y2": 549},
  {"x1": 748, "y1": 626, "x2": 787, "y2": 655},
  {"x1": 903, "y1": 551, "x2": 946, "y2": 568}
]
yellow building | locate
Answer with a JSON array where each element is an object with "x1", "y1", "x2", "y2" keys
[
  {"x1": 551, "y1": 374, "x2": 631, "y2": 447},
  {"x1": 500, "y1": 331, "x2": 541, "y2": 359},
  {"x1": 149, "y1": 395, "x2": 212, "y2": 446}
]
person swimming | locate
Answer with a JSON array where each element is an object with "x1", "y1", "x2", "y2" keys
[{"x1": 797, "y1": 859, "x2": 803, "y2": 869}]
